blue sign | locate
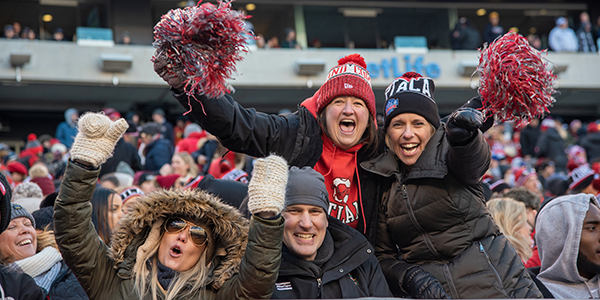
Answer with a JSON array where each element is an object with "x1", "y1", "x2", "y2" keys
[{"x1": 367, "y1": 55, "x2": 441, "y2": 79}]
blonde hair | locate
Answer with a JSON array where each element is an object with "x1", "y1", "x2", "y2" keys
[
  {"x1": 132, "y1": 226, "x2": 209, "y2": 300},
  {"x1": 29, "y1": 163, "x2": 49, "y2": 179},
  {"x1": 173, "y1": 152, "x2": 199, "y2": 178},
  {"x1": 487, "y1": 198, "x2": 533, "y2": 261}
]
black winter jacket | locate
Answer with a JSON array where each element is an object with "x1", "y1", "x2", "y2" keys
[
  {"x1": 520, "y1": 125, "x2": 541, "y2": 158},
  {"x1": 579, "y1": 132, "x2": 600, "y2": 163},
  {"x1": 143, "y1": 138, "x2": 174, "y2": 171},
  {"x1": 99, "y1": 139, "x2": 142, "y2": 177},
  {"x1": 535, "y1": 128, "x2": 567, "y2": 173},
  {"x1": 363, "y1": 125, "x2": 542, "y2": 298},
  {"x1": 0, "y1": 265, "x2": 45, "y2": 300},
  {"x1": 272, "y1": 216, "x2": 391, "y2": 298},
  {"x1": 174, "y1": 92, "x2": 383, "y2": 242},
  {"x1": 47, "y1": 261, "x2": 89, "y2": 300}
]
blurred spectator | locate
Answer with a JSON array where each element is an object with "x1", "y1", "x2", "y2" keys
[
  {"x1": 20, "y1": 27, "x2": 30, "y2": 39},
  {"x1": 55, "y1": 108, "x2": 78, "y2": 149},
  {"x1": 527, "y1": 34, "x2": 543, "y2": 50},
  {"x1": 90, "y1": 187, "x2": 123, "y2": 244},
  {"x1": 535, "y1": 118, "x2": 568, "y2": 174},
  {"x1": 2, "y1": 24, "x2": 15, "y2": 39},
  {"x1": 175, "y1": 123, "x2": 205, "y2": 154},
  {"x1": 451, "y1": 17, "x2": 482, "y2": 50},
  {"x1": 11, "y1": 182, "x2": 43, "y2": 213},
  {"x1": 266, "y1": 36, "x2": 280, "y2": 49},
  {"x1": 597, "y1": 15, "x2": 600, "y2": 41},
  {"x1": 543, "y1": 175, "x2": 569, "y2": 200},
  {"x1": 577, "y1": 20, "x2": 597, "y2": 52},
  {"x1": 28, "y1": 163, "x2": 55, "y2": 197},
  {"x1": 119, "y1": 31, "x2": 132, "y2": 45},
  {"x1": 549, "y1": 17, "x2": 578, "y2": 52},
  {"x1": 140, "y1": 122, "x2": 173, "y2": 172},
  {"x1": 99, "y1": 123, "x2": 142, "y2": 178},
  {"x1": 119, "y1": 187, "x2": 143, "y2": 214},
  {"x1": 173, "y1": 116, "x2": 188, "y2": 145},
  {"x1": 536, "y1": 159, "x2": 556, "y2": 188},
  {"x1": 579, "y1": 121, "x2": 600, "y2": 163},
  {"x1": 567, "y1": 164, "x2": 598, "y2": 195},
  {"x1": 311, "y1": 38, "x2": 322, "y2": 49},
  {"x1": 7, "y1": 161, "x2": 28, "y2": 185},
  {"x1": 514, "y1": 167, "x2": 543, "y2": 200},
  {"x1": 504, "y1": 187, "x2": 541, "y2": 230},
  {"x1": 152, "y1": 108, "x2": 174, "y2": 144},
  {"x1": 256, "y1": 33, "x2": 266, "y2": 48},
  {"x1": 281, "y1": 28, "x2": 301, "y2": 49},
  {"x1": 12, "y1": 22, "x2": 21, "y2": 39},
  {"x1": 483, "y1": 11, "x2": 505, "y2": 44},
  {"x1": 136, "y1": 173, "x2": 158, "y2": 195},
  {"x1": 52, "y1": 28, "x2": 64, "y2": 41},
  {"x1": 487, "y1": 198, "x2": 533, "y2": 262}
]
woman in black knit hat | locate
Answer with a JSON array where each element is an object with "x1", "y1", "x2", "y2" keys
[{"x1": 362, "y1": 72, "x2": 542, "y2": 299}]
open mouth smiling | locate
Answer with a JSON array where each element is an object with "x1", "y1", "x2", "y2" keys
[
  {"x1": 339, "y1": 119, "x2": 355, "y2": 133},
  {"x1": 17, "y1": 239, "x2": 32, "y2": 246}
]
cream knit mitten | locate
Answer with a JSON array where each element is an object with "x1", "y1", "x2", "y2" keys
[
  {"x1": 70, "y1": 112, "x2": 129, "y2": 168},
  {"x1": 247, "y1": 155, "x2": 289, "y2": 215}
]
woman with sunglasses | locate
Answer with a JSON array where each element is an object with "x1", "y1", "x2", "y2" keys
[{"x1": 53, "y1": 112, "x2": 286, "y2": 300}]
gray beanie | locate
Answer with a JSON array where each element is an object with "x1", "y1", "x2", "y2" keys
[
  {"x1": 10, "y1": 203, "x2": 36, "y2": 228},
  {"x1": 12, "y1": 182, "x2": 43, "y2": 201},
  {"x1": 285, "y1": 167, "x2": 329, "y2": 213}
]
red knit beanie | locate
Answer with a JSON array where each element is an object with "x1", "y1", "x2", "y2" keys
[
  {"x1": 315, "y1": 54, "x2": 376, "y2": 121},
  {"x1": 156, "y1": 174, "x2": 181, "y2": 189}
]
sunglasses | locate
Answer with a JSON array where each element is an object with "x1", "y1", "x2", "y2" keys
[{"x1": 164, "y1": 217, "x2": 208, "y2": 246}]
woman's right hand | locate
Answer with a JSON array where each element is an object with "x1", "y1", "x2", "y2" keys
[
  {"x1": 403, "y1": 266, "x2": 451, "y2": 299},
  {"x1": 70, "y1": 113, "x2": 128, "y2": 168},
  {"x1": 153, "y1": 54, "x2": 186, "y2": 92}
]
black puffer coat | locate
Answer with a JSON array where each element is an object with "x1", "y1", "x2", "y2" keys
[
  {"x1": 47, "y1": 261, "x2": 89, "y2": 300},
  {"x1": 363, "y1": 125, "x2": 542, "y2": 298}
]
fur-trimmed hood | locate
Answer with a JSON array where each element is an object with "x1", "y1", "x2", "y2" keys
[{"x1": 109, "y1": 188, "x2": 249, "y2": 291}]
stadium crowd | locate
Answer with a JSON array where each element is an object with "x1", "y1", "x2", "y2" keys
[{"x1": 2, "y1": 13, "x2": 600, "y2": 297}]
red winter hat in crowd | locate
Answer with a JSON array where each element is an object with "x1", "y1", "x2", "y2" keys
[
  {"x1": 156, "y1": 174, "x2": 181, "y2": 189},
  {"x1": 7, "y1": 161, "x2": 28, "y2": 176},
  {"x1": 588, "y1": 122, "x2": 599, "y2": 133},
  {"x1": 30, "y1": 176, "x2": 55, "y2": 196},
  {"x1": 315, "y1": 54, "x2": 376, "y2": 121},
  {"x1": 514, "y1": 167, "x2": 537, "y2": 187}
]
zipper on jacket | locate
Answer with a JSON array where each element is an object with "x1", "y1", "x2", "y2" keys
[
  {"x1": 479, "y1": 241, "x2": 503, "y2": 286},
  {"x1": 443, "y1": 263, "x2": 460, "y2": 299},
  {"x1": 402, "y1": 185, "x2": 443, "y2": 260}
]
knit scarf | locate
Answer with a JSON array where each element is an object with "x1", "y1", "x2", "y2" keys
[
  {"x1": 9, "y1": 247, "x2": 63, "y2": 294},
  {"x1": 12, "y1": 246, "x2": 62, "y2": 278},
  {"x1": 281, "y1": 230, "x2": 334, "y2": 279}
]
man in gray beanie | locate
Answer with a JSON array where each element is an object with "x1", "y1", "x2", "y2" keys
[
  {"x1": 272, "y1": 166, "x2": 391, "y2": 298},
  {"x1": 0, "y1": 172, "x2": 44, "y2": 300}
]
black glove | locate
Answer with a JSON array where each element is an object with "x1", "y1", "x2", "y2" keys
[
  {"x1": 403, "y1": 266, "x2": 451, "y2": 299},
  {"x1": 153, "y1": 54, "x2": 186, "y2": 92},
  {"x1": 445, "y1": 107, "x2": 484, "y2": 146}
]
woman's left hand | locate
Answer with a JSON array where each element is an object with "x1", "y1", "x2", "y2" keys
[{"x1": 445, "y1": 107, "x2": 484, "y2": 146}]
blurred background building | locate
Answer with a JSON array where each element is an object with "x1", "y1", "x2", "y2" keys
[{"x1": 1, "y1": 0, "x2": 599, "y2": 150}]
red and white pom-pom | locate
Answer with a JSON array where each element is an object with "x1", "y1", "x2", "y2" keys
[
  {"x1": 151, "y1": 0, "x2": 250, "y2": 107},
  {"x1": 477, "y1": 31, "x2": 557, "y2": 128}
]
